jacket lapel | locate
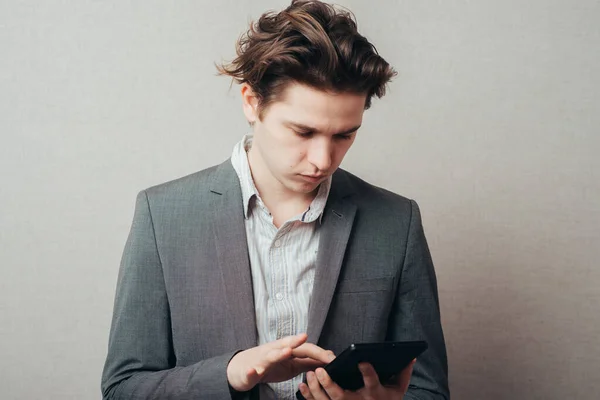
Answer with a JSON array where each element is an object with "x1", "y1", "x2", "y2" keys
[
  {"x1": 210, "y1": 160, "x2": 258, "y2": 350},
  {"x1": 307, "y1": 171, "x2": 357, "y2": 345}
]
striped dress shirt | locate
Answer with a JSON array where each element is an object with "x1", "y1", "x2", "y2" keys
[{"x1": 230, "y1": 134, "x2": 331, "y2": 400}]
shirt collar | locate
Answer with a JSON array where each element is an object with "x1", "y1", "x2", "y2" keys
[
  {"x1": 230, "y1": 134, "x2": 260, "y2": 219},
  {"x1": 230, "y1": 134, "x2": 331, "y2": 223}
]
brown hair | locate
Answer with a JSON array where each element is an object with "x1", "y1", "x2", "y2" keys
[{"x1": 217, "y1": 0, "x2": 396, "y2": 118}]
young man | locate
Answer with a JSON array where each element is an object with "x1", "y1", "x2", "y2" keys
[{"x1": 101, "y1": 1, "x2": 449, "y2": 399}]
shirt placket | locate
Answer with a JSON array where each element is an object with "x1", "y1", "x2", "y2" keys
[
  {"x1": 269, "y1": 223, "x2": 295, "y2": 399},
  {"x1": 271, "y1": 223, "x2": 294, "y2": 339}
]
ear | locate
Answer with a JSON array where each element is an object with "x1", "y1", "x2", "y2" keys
[{"x1": 241, "y1": 83, "x2": 259, "y2": 125}]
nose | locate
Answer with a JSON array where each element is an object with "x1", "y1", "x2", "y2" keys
[{"x1": 306, "y1": 137, "x2": 332, "y2": 172}]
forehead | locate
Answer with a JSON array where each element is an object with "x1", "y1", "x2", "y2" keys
[{"x1": 265, "y1": 82, "x2": 367, "y2": 127}]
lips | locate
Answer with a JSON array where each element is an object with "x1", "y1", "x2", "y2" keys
[{"x1": 300, "y1": 174, "x2": 326, "y2": 182}]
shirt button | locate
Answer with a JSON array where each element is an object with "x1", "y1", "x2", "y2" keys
[
  {"x1": 274, "y1": 239, "x2": 282, "y2": 248},
  {"x1": 275, "y1": 292, "x2": 284, "y2": 301}
]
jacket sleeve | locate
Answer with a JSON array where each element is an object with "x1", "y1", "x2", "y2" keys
[
  {"x1": 101, "y1": 191, "x2": 249, "y2": 400},
  {"x1": 386, "y1": 200, "x2": 450, "y2": 399}
]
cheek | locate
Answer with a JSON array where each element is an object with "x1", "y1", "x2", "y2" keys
[
  {"x1": 289, "y1": 151, "x2": 306, "y2": 169},
  {"x1": 332, "y1": 142, "x2": 353, "y2": 163},
  {"x1": 271, "y1": 148, "x2": 304, "y2": 171},
  {"x1": 289, "y1": 144, "x2": 307, "y2": 164}
]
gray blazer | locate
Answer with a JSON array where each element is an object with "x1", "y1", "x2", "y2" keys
[{"x1": 101, "y1": 160, "x2": 449, "y2": 399}]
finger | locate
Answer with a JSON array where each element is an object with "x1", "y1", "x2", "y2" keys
[
  {"x1": 397, "y1": 359, "x2": 417, "y2": 394},
  {"x1": 358, "y1": 362, "x2": 381, "y2": 391},
  {"x1": 292, "y1": 344, "x2": 336, "y2": 363},
  {"x1": 243, "y1": 366, "x2": 260, "y2": 388},
  {"x1": 306, "y1": 371, "x2": 329, "y2": 400},
  {"x1": 289, "y1": 357, "x2": 330, "y2": 374},
  {"x1": 255, "y1": 347, "x2": 292, "y2": 375},
  {"x1": 298, "y1": 382, "x2": 314, "y2": 400},
  {"x1": 275, "y1": 333, "x2": 308, "y2": 350},
  {"x1": 315, "y1": 367, "x2": 345, "y2": 400}
]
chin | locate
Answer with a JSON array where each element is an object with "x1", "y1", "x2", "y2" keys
[{"x1": 288, "y1": 181, "x2": 319, "y2": 194}]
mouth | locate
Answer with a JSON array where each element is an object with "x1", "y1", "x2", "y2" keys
[{"x1": 299, "y1": 174, "x2": 326, "y2": 183}]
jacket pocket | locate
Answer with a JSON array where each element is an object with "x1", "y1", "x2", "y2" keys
[{"x1": 335, "y1": 277, "x2": 393, "y2": 294}]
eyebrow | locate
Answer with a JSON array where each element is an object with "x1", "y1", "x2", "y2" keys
[{"x1": 284, "y1": 121, "x2": 362, "y2": 136}]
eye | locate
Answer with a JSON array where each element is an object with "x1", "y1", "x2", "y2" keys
[
  {"x1": 295, "y1": 130, "x2": 313, "y2": 138},
  {"x1": 335, "y1": 132, "x2": 355, "y2": 140}
]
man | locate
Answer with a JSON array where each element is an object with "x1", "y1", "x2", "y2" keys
[{"x1": 101, "y1": 1, "x2": 449, "y2": 399}]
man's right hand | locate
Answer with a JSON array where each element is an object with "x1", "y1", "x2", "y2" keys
[{"x1": 227, "y1": 333, "x2": 335, "y2": 392}]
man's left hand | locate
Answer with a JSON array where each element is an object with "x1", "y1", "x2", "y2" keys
[{"x1": 298, "y1": 359, "x2": 416, "y2": 400}]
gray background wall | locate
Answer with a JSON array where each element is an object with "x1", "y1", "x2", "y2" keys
[{"x1": 1, "y1": 1, "x2": 598, "y2": 399}]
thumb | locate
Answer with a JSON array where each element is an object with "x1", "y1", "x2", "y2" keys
[{"x1": 245, "y1": 366, "x2": 261, "y2": 388}]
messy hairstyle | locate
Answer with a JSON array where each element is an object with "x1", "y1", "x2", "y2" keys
[{"x1": 217, "y1": 0, "x2": 396, "y2": 118}]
